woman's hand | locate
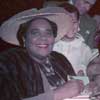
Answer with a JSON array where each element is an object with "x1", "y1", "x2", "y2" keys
[{"x1": 54, "y1": 79, "x2": 84, "y2": 100}]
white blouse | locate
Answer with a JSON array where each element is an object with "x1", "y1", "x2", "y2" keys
[{"x1": 53, "y1": 35, "x2": 98, "y2": 75}]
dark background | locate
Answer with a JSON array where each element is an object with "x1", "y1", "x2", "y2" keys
[{"x1": 0, "y1": 0, "x2": 100, "y2": 25}]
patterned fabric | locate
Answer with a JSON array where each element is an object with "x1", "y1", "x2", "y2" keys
[
  {"x1": 0, "y1": 47, "x2": 75, "y2": 100},
  {"x1": 41, "y1": 59, "x2": 65, "y2": 89},
  {"x1": 53, "y1": 34, "x2": 99, "y2": 75}
]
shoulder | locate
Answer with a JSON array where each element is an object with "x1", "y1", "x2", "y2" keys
[
  {"x1": 50, "y1": 51, "x2": 72, "y2": 68},
  {"x1": 53, "y1": 40, "x2": 66, "y2": 52},
  {"x1": 53, "y1": 40, "x2": 64, "y2": 47},
  {"x1": 0, "y1": 47, "x2": 27, "y2": 63},
  {"x1": 76, "y1": 35, "x2": 91, "y2": 50},
  {"x1": 0, "y1": 47, "x2": 28, "y2": 74},
  {"x1": 50, "y1": 51, "x2": 67, "y2": 60},
  {"x1": 50, "y1": 51, "x2": 76, "y2": 75},
  {"x1": 51, "y1": 51, "x2": 71, "y2": 66}
]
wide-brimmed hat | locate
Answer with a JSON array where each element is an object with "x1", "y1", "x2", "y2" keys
[{"x1": 0, "y1": 7, "x2": 73, "y2": 45}]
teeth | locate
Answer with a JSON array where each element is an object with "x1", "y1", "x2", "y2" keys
[{"x1": 37, "y1": 44, "x2": 48, "y2": 48}]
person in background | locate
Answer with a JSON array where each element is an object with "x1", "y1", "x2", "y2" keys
[
  {"x1": 86, "y1": 58, "x2": 100, "y2": 100},
  {"x1": 69, "y1": 0, "x2": 97, "y2": 49},
  {"x1": 0, "y1": 7, "x2": 84, "y2": 100},
  {"x1": 86, "y1": 30, "x2": 100, "y2": 100},
  {"x1": 53, "y1": 3, "x2": 98, "y2": 76}
]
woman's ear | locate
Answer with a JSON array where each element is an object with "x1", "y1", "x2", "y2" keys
[{"x1": 23, "y1": 37, "x2": 25, "y2": 42}]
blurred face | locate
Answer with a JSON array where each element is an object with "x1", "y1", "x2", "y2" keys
[
  {"x1": 87, "y1": 63, "x2": 100, "y2": 99},
  {"x1": 87, "y1": 64, "x2": 100, "y2": 83},
  {"x1": 25, "y1": 18, "x2": 55, "y2": 61},
  {"x1": 64, "y1": 13, "x2": 79, "y2": 40},
  {"x1": 75, "y1": 0, "x2": 92, "y2": 14}
]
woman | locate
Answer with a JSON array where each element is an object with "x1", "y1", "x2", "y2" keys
[{"x1": 0, "y1": 7, "x2": 84, "y2": 100}]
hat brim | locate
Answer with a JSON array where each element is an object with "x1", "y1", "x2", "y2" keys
[{"x1": 0, "y1": 7, "x2": 73, "y2": 45}]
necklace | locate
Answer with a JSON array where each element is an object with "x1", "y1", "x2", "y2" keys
[{"x1": 40, "y1": 58, "x2": 65, "y2": 89}]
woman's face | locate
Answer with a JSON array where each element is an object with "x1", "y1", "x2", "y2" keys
[
  {"x1": 25, "y1": 18, "x2": 55, "y2": 61},
  {"x1": 87, "y1": 64, "x2": 100, "y2": 82}
]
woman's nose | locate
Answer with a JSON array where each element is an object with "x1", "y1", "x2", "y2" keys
[{"x1": 39, "y1": 34, "x2": 49, "y2": 40}]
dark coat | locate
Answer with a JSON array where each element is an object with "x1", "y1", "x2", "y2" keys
[{"x1": 0, "y1": 47, "x2": 75, "y2": 100}]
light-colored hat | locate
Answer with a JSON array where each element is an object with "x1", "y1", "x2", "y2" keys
[
  {"x1": 0, "y1": 7, "x2": 73, "y2": 45},
  {"x1": 72, "y1": 0, "x2": 96, "y2": 5}
]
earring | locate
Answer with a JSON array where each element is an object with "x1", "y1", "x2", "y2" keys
[
  {"x1": 23, "y1": 38, "x2": 25, "y2": 47},
  {"x1": 78, "y1": 27, "x2": 80, "y2": 31}
]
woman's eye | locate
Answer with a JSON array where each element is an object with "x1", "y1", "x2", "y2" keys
[{"x1": 31, "y1": 31, "x2": 40, "y2": 36}]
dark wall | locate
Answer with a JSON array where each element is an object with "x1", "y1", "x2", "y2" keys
[
  {"x1": 89, "y1": 0, "x2": 100, "y2": 16},
  {"x1": 0, "y1": 0, "x2": 44, "y2": 25}
]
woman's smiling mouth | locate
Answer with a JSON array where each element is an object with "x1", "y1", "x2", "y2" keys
[{"x1": 37, "y1": 44, "x2": 48, "y2": 48}]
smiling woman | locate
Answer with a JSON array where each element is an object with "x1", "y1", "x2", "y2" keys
[
  {"x1": 0, "y1": 7, "x2": 84, "y2": 100},
  {"x1": 23, "y1": 17, "x2": 56, "y2": 62}
]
